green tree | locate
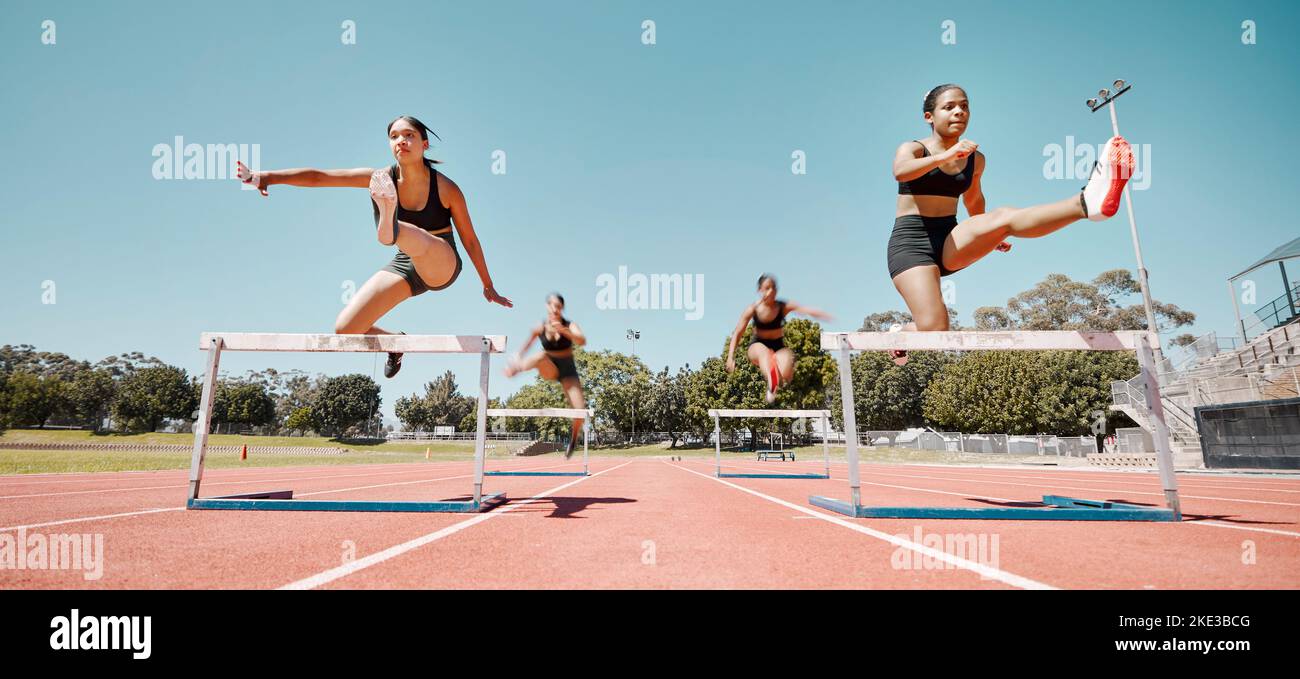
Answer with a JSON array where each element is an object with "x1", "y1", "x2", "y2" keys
[
  {"x1": 310, "y1": 374, "x2": 381, "y2": 437},
  {"x1": 68, "y1": 366, "x2": 116, "y2": 432},
  {"x1": 459, "y1": 397, "x2": 502, "y2": 434},
  {"x1": 216, "y1": 381, "x2": 276, "y2": 431},
  {"x1": 571, "y1": 349, "x2": 652, "y2": 439},
  {"x1": 395, "y1": 371, "x2": 475, "y2": 432},
  {"x1": 503, "y1": 382, "x2": 568, "y2": 439},
  {"x1": 285, "y1": 406, "x2": 314, "y2": 434},
  {"x1": 646, "y1": 365, "x2": 690, "y2": 448},
  {"x1": 975, "y1": 270, "x2": 1194, "y2": 333},
  {"x1": 828, "y1": 349, "x2": 954, "y2": 437},
  {"x1": 4, "y1": 371, "x2": 70, "y2": 428},
  {"x1": 112, "y1": 365, "x2": 196, "y2": 432}
]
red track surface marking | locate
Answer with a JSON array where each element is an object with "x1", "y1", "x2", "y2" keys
[
  {"x1": 2, "y1": 456, "x2": 1297, "y2": 589},
  {"x1": 281, "y1": 462, "x2": 634, "y2": 590},
  {"x1": 694, "y1": 458, "x2": 1300, "y2": 588},
  {"x1": 316, "y1": 459, "x2": 1023, "y2": 589}
]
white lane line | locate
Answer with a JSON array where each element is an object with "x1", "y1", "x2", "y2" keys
[
  {"x1": 1187, "y1": 522, "x2": 1300, "y2": 538},
  {"x1": 669, "y1": 462, "x2": 1054, "y2": 590},
  {"x1": 1, "y1": 507, "x2": 183, "y2": 532},
  {"x1": 0, "y1": 460, "x2": 585, "y2": 500},
  {"x1": 0, "y1": 463, "x2": 600, "y2": 531},
  {"x1": 278, "y1": 461, "x2": 634, "y2": 590}
]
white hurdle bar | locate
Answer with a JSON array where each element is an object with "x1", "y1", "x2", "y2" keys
[
  {"x1": 485, "y1": 408, "x2": 594, "y2": 476},
  {"x1": 708, "y1": 409, "x2": 833, "y2": 479},
  {"x1": 188, "y1": 333, "x2": 508, "y2": 512},
  {"x1": 819, "y1": 330, "x2": 1181, "y2": 520}
]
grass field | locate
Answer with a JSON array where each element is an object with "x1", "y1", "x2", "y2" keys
[{"x1": 0, "y1": 429, "x2": 1084, "y2": 474}]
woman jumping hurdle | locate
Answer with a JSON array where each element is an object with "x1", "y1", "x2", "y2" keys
[
  {"x1": 235, "y1": 115, "x2": 512, "y2": 377},
  {"x1": 886, "y1": 84, "x2": 1134, "y2": 364},
  {"x1": 725, "y1": 274, "x2": 833, "y2": 403},
  {"x1": 503, "y1": 293, "x2": 588, "y2": 458}
]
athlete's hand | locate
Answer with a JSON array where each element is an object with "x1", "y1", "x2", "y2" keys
[
  {"x1": 995, "y1": 241, "x2": 1012, "y2": 253},
  {"x1": 725, "y1": 357, "x2": 736, "y2": 373},
  {"x1": 484, "y1": 286, "x2": 513, "y2": 308},
  {"x1": 236, "y1": 160, "x2": 268, "y2": 196},
  {"x1": 945, "y1": 140, "x2": 978, "y2": 160}
]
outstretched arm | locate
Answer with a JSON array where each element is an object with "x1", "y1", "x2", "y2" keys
[
  {"x1": 725, "y1": 306, "x2": 754, "y2": 371},
  {"x1": 236, "y1": 160, "x2": 372, "y2": 196},
  {"x1": 784, "y1": 300, "x2": 834, "y2": 322},
  {"x1": 441, "y1": 175, "x2": 513, "y2": 308}
]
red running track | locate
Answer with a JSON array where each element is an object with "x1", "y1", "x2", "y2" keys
[{"x1": 0, "y1": 456, "x2": 1297, "y2": 589}]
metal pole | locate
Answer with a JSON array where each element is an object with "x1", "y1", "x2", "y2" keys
[
  {"x1": 713, "y1": 415, "x2": 722, "y2": 477},
  {"x1": 1229, "y1": 278, "x2": 1247, "y2": 344},
  {"x1": 1280, "y1": 261, "x2": 1297, "y2": 319},
  {"x1": 188, "y1": 336, "x2": 223, "y2": 501},
  {"x1": 1108, "y1": 98, "x2": 1163, "y2": 362},
  {"x1": 1137, "y1": 335, "x2": 1181, "y2": 518},
  {"x1": 822, "y1": 413, "x2": 830, "y2": 478},
  {"x1": 835, "y1": 336, "x2": 862, "y2": 508},
  {"x1": 472, "y1": 336, "x2": 491, "y2": 504},
  {"x1": 582, "y1": 415, "x2": 589, "y2": 476}
]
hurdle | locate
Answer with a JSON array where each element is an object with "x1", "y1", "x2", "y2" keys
[
  {"x1": 810, "y1": 331, "x2": 1182, "y2": 521},
  {"x1": 484, "y1": 408, "x2": 593, "y2": 476},
  {"x1": 186, "y1": 332, "x2": 509, "y2": 512},
  {"x1": 710, "y1": 409, "x2": 832, "y2": 479}
]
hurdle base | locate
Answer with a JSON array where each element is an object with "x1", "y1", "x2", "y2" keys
[
  {"x1": 808, "y1": 494, "x2": 1179, "y2": 522},
  {"x1": 484, "y1": 471, "x2": 588, "y2": 477},
  {"x1": 187, "y1": 491, "x2": 507, "y2": 513},
  {"x1": 721, "y1": 472, "x2": 829, "y2": 480}
]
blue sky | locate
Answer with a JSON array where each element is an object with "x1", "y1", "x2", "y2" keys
[{"x1": 2, "y1": 1, "x2": 1297, "y2": 421}]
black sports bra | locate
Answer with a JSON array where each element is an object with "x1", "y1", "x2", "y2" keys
[
  {"x1": 753, "y1": 300, "x2": 787, "y2": 331},
  {"x1": 371, "y1": 159, "x2": 453, "y2": 233},
  {"x1": 897, "y1": 141, "x2": 975, "y2": 198},
  {"x1": 540, "y1": 319, "x2": 573, "y2": 351}
]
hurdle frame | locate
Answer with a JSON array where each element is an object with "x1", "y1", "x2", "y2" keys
[
  {"x1": 484, "y1": 408, "x2": 593, "y2": 476},
  {"x1": 810, "y1": 330, "x2": 1182, "y2": 521},
  {"x1": 710, "y1": 409, "x2": 832, "y2": 479},
  {"x1": 186, "y1": 332, "x2": 509, "y2": 512}
]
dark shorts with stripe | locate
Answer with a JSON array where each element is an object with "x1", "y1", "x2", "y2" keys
[
  {"x1": 753, "y1": 336, "x2": 785, "y2": 352},
  {"x1": 382, "y1": 233, "x2": 463, "y2": 297},
  {"x1": 887, "y1": 214, "x2": 963, "y2": 278}
]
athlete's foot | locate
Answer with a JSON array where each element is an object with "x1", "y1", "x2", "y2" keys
[
  {"x1": 384, "y1": 331, "x2": 406, "y2": 379},
  {"x1": 765, "y1": 364, "x2": 779, "y2": 403},
  {"x1": 887, "y1": 323, "x2": 909, "y2": 366},
  {"x1": 1082, "y1": 135, "x2": 1134, "y2": 222},
  {"x1": 503, "y1": 357, "x2": 522, "y2": 378},
  {"x1": 370, "y1": 170, "x2": 399, "y2": 245},
  {"x1": 564, "y1": 436, "x2": 576, "y2": 460}
]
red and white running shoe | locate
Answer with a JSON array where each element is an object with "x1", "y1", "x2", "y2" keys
[{"x1": 1082, "y1": 136, "x2": 1135, "y2": 221}]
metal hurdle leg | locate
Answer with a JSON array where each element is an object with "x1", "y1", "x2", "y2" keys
[
  {"x1": 1137, "y1": 334, "x2": 1182, "y2": 519},
  {"x1": 713, "y1": 414, "x2": 722, "y2": 477},
  {"x1": 473, "y1": 336, "x2": 491, "y2": 504},
  {"x1": 822, "y1": 413, "x2": 831, "y2": 478},
  {"x1": 583, "y1": 418, "x2": 589, "y2": 476},
  {"x1": 835, "y1": 336, "x2": 861, "y2": 508},
  {"x1": 188, "y1": 336, "x2": 223, "y2": 501}
]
